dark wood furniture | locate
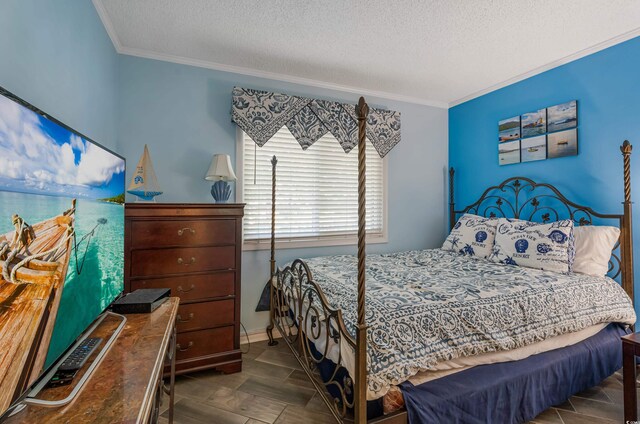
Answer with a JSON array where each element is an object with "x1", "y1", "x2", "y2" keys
[
  {"x1": 622, "y1": 332, "x2": 640, "y2": 422},
  {"x1": 125, "y1": 203, "x2": 244, "y2": 375},
  {"x1": 5, "y1": 297, "x2": 179, "y2": 424}
]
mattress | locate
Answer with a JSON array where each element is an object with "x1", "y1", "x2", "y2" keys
[
  {"x1": 286, "y1": 248, "x2": 635, "y2": 399},
  {"x1": 406, "y1": 322, "x2": 607, "y2": 386},
  {"x1": 400, "y1": 322, "x2": 629, "y2": 423}
]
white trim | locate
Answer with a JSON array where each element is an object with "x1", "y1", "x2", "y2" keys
[
  {"x1": 235, "y1": 126, "x2": 244, "y2": 207},
  {"x1": 235, "y1": 128, "x2": 389, "y2": 251},
  {"x1": 92, "y1": 0, "x2": 123, "y2": 51},
  {"x1": 449, "y1": 27, "x2": 640, "y2": 107},
  {"x1": 241, "y1": 327, "x2": 281, "y2": 345},
  {"x1": 382, "y1": 152, "x2": 389, "y2": 243},
  {"x1": 93, "y1": 0, "x2": 640, "y2": 111},
  {"x1": 91, "y1": 0, "x2": 447, "y2": 109},
  {"x1": 119, "y1": 46, "x2": 449, "y2": 109},
  {"x1": 243, "y1": 233, "x2": 388, "y2": 251}
]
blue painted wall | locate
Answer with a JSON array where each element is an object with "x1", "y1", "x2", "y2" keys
[
  {"x1": 0, "y1": 0, "x2": 119, "y2": 150},
  {"x1": 117, "y1": 55, "x2": 449, "y2": 331},
  {"x1": 450, "y1": 36, "x2": 640, "y2": 306}
]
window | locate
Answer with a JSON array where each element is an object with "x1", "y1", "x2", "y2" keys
[{"x1": 237, "y1": 127, "x2": 387, "y2": 249}]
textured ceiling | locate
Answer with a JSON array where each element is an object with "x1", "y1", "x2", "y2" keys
[{"x1": 94, "y1": 0, "x2": 640, "y2": 106}]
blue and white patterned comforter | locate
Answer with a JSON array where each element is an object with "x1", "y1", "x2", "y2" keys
[{"x1": 300, "y1": 249, "x2": 636, "y2": 399}]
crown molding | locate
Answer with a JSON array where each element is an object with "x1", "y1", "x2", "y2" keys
[
  {"x1": 92, "y1": 0, "x2": 448, "y2": 109},
  {"x1": 449, "y1": 27, "x2": 640, "y2": 107},
  {"x1": 116, "y1": 46, "x2": 450, "y2": 108},
  {"x1": 92, "y1": 0, "x2": 123, "y2": 51},
  {"x1": 93, "y1": 0, "x2": 640, "y2": 110}
]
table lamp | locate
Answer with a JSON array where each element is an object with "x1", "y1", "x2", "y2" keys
[{"x1": 205, "y1": 154, "x2": 237, "y2": 202}]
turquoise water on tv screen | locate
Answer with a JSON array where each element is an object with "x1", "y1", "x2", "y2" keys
[{"x1": 0, "y1": 191, "x2": 124, "y2": 368}]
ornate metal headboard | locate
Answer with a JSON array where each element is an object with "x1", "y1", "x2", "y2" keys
[{"x1": 448, "y1": 141, "x2": 634, "y2": 303}]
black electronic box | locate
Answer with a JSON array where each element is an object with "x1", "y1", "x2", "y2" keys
[{"x1": 111, "y1": 288, "x2": 170, "y2": 314}]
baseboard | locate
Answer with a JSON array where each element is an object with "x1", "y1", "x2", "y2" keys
[{"x1": 240, "y1": 327, "x2": 282, "y2": 345}]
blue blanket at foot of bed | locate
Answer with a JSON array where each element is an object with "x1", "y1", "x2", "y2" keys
[{"x1": 399, "y1": 323, "x2": 629, "y2": 424}]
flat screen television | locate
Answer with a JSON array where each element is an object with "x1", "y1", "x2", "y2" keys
[{"x1": 0, "y1": 87, "x2": 125, "y2": 417}]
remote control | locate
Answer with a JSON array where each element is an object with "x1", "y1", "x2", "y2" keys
[
  {"x1": 57, "y1": 337, "x2": 102, "y2": 372},
  {"x1": 47, "y1": 369, "x2": 78, "y2": 388}
]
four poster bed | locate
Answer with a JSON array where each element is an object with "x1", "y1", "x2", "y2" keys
[{"x1": 232, "y1": 88, "x2": 636, "y2": 423}]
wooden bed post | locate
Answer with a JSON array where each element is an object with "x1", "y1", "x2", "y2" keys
[
  {"x1": 355, "y1": 97, "x2": 369, "y2": 424},
  {"x1": 266, "y1": 155, "x2": 278, "y2": 346},
  {"x1": 621, "y1": 141, "x2": 634, "y2": 304},
  {"x1": 449, "y1": 167, "x2": 456, "y2": 230}
]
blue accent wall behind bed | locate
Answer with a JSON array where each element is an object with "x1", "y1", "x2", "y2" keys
[{"x1": 449, "y1": 36, "x2": 640, "y2": 314}]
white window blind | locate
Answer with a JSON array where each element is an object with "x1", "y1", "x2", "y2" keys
[{"x1": 239, "y1": 127, "x2": 386, "y2": 248}]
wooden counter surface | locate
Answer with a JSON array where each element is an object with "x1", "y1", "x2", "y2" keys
[{"x1": 4, "y1": 297, "x2": 179, "y2": 424}]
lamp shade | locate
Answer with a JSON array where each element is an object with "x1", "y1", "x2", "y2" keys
[{"x1": 205, "y1": 154, "x2": 237, "y2": 181}]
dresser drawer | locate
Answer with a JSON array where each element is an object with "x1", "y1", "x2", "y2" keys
[
  {"x1": 176, "y1": 326, "x2": 234, "y2": 361},
  {"x1": 130, "y1": 246, "x2": 235, "y2": 277},
  {"x1": 131, "y1": 219, "x2": 236, "y2": 248},
  {"x1": 130, "y1": 271, "x2": 235, "y2": 302},
  {"x1": 176, "y1": 300, "x2": 234, "y2": 333}
]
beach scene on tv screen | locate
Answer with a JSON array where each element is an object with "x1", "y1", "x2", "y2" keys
[{"x1": 0, "y1": 92, "x2": 125, "y2": 406}]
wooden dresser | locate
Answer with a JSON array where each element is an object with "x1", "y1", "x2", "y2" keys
[{"x1": 124, "y1": 203, "x2": 244, "y2": 375}]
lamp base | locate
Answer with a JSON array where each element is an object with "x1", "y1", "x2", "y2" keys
[{"x1": 211, "y1": 181, "x2": 231, "y2": 203}]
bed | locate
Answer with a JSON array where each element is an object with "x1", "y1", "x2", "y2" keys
[{"x1": 264, "y1": 97, "x2": 636, "y2": 423}]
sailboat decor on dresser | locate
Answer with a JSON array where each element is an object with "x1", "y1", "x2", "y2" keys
[{"x1": 127, "y1": 144, "x2": 163, "y2": 202}]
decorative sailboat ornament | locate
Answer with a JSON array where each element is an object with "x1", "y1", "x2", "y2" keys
[{"x1": 127, "y1": 144, "x2": 163, "y2": 202}]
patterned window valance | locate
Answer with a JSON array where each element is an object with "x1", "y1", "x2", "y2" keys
[{"x1": 231, "y1": 87, "x2": 401, "y2": 158}]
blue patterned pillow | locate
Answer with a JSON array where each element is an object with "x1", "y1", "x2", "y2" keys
[
  {"x1": 442, "y1": 214, "x2": 497, "y2": 258},
  {"x1": 490, "y1": 218, "x2": 574, "y2": 273}
]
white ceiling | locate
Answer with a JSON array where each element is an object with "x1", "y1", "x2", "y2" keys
[{"x1": 94, "y1": 0, "x2": 640, "y2": 107}]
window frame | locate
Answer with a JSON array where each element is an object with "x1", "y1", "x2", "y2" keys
[{"x1": 236, "y1": 127, "x2": 389, "y2": 251}]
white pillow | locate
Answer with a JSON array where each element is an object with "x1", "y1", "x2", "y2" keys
[
  {"x1": 442, "y1": 213, "x2": 497, "y2": 259},
  {"x1": 572, "y1": 225, "x2": 620, "y2": 276},
  {"x1": 491, "y1": 218, "x2": 574, "y2": 273}
]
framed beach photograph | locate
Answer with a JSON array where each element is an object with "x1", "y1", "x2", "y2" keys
[
  {"x1": 547, "y1": 128, "x2": 578, "y2": 159},
  {"x1": 520, "y1": 135, "x2": 546, "y2": 162},
  {"x1": 499, "y1": 116, "x2": 521, "y2": 142},
  {"x1": 521, "y1": 108, "x2": 546, "y2": 138},
  {"x1": 499, "y1": 140, "x2": 520, "y2": 165},
  {"x1": 547, "y1": 100, "x2": 577, "y2": 132}
]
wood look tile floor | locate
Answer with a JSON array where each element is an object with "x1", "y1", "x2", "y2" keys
[{"x1": 159, "y1": 339, "x2": 630, "y2": 424}]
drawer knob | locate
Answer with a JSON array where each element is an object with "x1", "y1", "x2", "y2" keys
[
  {"x1": 177, "y1": 341, "x2": 194, "y2": 352},
  {"x1": 177, "y1": 227, "x2": 196, "y2": 236},
  {"x1": 177, "y1": 313, "x2": 194, "y2": 323},
  {"x1": 177, "y1": 257, "x2": 196, "y2": 266},
  {"x1": 177, "y1": 284, "x2": 195, "y2": 293}
]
